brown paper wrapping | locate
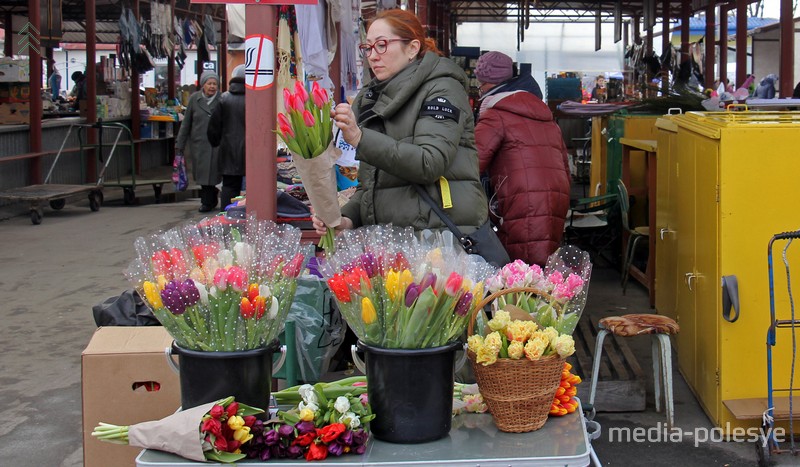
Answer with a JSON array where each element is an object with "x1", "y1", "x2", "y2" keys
[
  {"x1": 292, "y1": 142, "x2": 343, "y2": 228},
  {"x1": 128, "y1": 402, "x2": 215, "y2": 462}
]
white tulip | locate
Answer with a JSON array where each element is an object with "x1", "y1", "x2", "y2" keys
[
  {"x1": 334, "y1": 396, "x2": 350, "y2": 414},
  {"x1": 217, "y1": 249, "x2": 234, "y2": 268},
  {"x1": 268, "y1": 296, "x2": 279, "y2": 319}
]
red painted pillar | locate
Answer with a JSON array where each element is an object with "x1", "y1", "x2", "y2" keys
[
  {"x1": 719, "y1": 5, "x2": 727, "y2": 84},
  {"x1": 86, "y1": 0, "x2": 98, "y2": 182},
  {"x1": 735, "y1": 0, "x2": 747, "y2": 87},
  {"x1": 681, "y1": 0, "x2": 690, "y2": 62},
  {"x1": 779, "y1": 0, "x2": 794, "y2": 97},
  {"x1": 28, "y1": 0, "x2": 43, "y2": 184},
  {"x1": 131, "y1": 0, "x2": 141, "y2": 174},
  {"x1": 3, "y1": 13, "x2": 12, "y2": 57},
  {"x1": 661, "y1": 0, "x2": 670, "y2": 94},
  {"x1": 244, "y1": 5, "x2": 277, "y2": 221}
]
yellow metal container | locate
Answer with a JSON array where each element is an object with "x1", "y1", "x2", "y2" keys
[
  {"x1": 663, "y1": 111, "x2": 800, "y2": 431},
  {"x1": 654, "y1": 115, "x2": 679, "y2": 323}
]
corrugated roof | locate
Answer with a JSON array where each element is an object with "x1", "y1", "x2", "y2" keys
[{"x1": 679, "y1": 15, "x2": 779, "y2": 34}]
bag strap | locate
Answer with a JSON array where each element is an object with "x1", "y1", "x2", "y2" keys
[{"x1": 412, "y1": 184, "x2": 471, "y2": 250}]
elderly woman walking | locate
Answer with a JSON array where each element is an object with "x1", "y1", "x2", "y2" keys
[{"x1": 176, "y1": 70, "x2": 221, "y2": 212}]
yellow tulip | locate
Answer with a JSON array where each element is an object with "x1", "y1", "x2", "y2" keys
[
  {"x1": 299, "y1": 407, "x2": 315, "y2": 422},
  {"x1": 399, "y1": 269, "x2": 414, "y2": 292},
  {"x1": 385, "y1": 270, "x2": 400, "y2": 301},
  {"x1": 143, "y1": 281, "x2": 163, "y2": 308},
  {"x1": 361, "y1": 297, "x2": 377, "y2": 325},
  {"x1": 227, "y1": 415, "x2": 245, "y2": 430},
  {"x1": 233, "y1": 426, "x2": 253, "y2": 443},
  {"x1": 471, "y1": 282, "x2": 484, "y2": 309},
  {"x1": 157, "y1": 275, "x2": 168, "y2": 290}
]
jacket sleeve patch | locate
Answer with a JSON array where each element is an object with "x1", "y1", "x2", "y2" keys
[{"x1": 420, "y1": 97, "x2": 461, "y2": 122}]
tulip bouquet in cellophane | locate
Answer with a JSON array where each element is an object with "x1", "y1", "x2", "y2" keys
[
  {"x1": 484, "y1": 246, "x2": 592, "y2": 335},
  {"x1": 125, "y1": 216, "x2": 307, "y2": 352},
  {"x1": 276, "y1": 81, "x2": 342, "y2": 251},
  {"x1": 92, "y1": 396, "x2": 263, "y2": 463},
  {"x1": 319, "y1": 225, "x2": 497, "y2": 349}
]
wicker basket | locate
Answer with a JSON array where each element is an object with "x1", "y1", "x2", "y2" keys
[{"x1": 467, "y1": 287, "x2": 566, "y2": 433}]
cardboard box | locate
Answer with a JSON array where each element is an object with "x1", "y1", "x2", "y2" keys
[
  {"x1": 0, "y1": 102, "x2": 30, "y2": 124},
  {"x1": 82, "y1": 327, "x2": 180, "y2": 467}
]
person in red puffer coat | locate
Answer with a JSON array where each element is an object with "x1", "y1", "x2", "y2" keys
[{"x1": 474, "y1": 51, "x2": 571, "y2": 266}]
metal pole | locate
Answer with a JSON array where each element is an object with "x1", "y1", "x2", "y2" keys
[
  {"x1": 28, "y1": 0, "x2": 43, "y2": 184},
  {"x1": 719, "y1": 4, "x2": 728, "y2": 86},
  {"x1": 86, "y1": 0, "x2": 98, "y2": 182},
  {"x1": 704, "y1": 1, "x2": 715, "y2": 89},
  {"x1": 735, "y1": 0, "x2": 747, "y2": 87},
  {"x1": 681, "y1": 0, "x2": 690, "y2": 63},
  {"x1": 779, "y1": 0, "x2": 794, "y2": 97}
]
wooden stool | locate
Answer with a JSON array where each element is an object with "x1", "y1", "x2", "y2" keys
[{"x1": 588, "y1": 314, "x2": 680, "y2": 428}]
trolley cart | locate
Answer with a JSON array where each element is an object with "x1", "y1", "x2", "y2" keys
[
  {"x1": 79, "y1": 121, "x2": 170, "y2": 205},
  {"x1": 0, "y1": 123, "x2": 105, "y2": 225},
  {"x1": 757, "y1": 231, "x2": 800, "y2": 466}
]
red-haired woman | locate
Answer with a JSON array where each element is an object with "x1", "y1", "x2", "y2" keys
[{"x1": 313, "y1": 9, "x2": 488, "y2": 236}]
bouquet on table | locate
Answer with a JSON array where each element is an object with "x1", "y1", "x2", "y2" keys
[
  {"x1": 319, "y1": 225, "x2": 497, "y2": 349},
  {"x1": 243, "y1": 383, "x2": 373, "y2": 461},
  {"x1": 276, "y1": 81, "x2": 341, "y2": 251},
  {"x1": 92, "y1": 396, "x2": 263, "y2": 463},
  {"x1": 125, "y1": 216, "x2": 307, "y2": 351},
  {"x1": 483, "y1": 245, "x2": 592, "y2": 335}
]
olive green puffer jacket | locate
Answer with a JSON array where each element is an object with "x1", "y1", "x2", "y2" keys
[{"x1": 340, "y1": 52, "x2": 488, "y2": 233}]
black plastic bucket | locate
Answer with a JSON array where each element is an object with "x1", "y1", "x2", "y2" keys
[
  {"x1": 358, "y1": 340, "x2": 460, "y2": 444},
  {"x1": 169, "y1": 339, "x2": 280, "y2": 413}
]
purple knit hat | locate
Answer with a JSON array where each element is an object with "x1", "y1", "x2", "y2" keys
[{"x1": 474, "y1": 51, "x2": 513, "y2": 84}]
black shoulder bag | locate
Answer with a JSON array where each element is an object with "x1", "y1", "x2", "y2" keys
[{"x1": 413, "y1": 184, "x2": 511, "y2": 268}]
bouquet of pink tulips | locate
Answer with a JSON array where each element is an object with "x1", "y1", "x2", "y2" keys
[{"x1": 276, "y1": 81, "x2": 342, "y2": 251}]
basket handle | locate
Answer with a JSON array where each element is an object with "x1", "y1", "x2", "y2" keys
[{"x1": 468, "y1": 287, "x2": 560, "y2": 336}]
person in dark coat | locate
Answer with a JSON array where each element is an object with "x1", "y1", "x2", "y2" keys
[
  {"x1": 474, "y1": 51, "x2": 571, "y2": 266},
  {"x1": 176, "y1": 70, "x2": 221, "y2": 212},
  {"x1": 754, "y1": 74, "x2": 777, "y2": 99},
  {"x1": 208, "y1": 65, "x2": 246, "y2": 210}
]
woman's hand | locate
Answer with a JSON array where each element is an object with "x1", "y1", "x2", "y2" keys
[
  {"x1": 313, "y1": 215, "x2": 354, "y2": 236},
  {"x1": 332, "y1": 103, "x2": 362, "y2": 147}
]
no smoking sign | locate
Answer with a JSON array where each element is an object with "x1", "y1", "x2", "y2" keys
[{"x1": 244, "y1": 34, "x2": 275, "y2": 90}]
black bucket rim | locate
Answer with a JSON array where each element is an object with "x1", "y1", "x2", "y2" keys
[
  {"x1": 357, "y1": 340, "x2": 460, "y2": 357},
  {"x1": 172, "y1": 338, "x2": 280, "y2": 359}
]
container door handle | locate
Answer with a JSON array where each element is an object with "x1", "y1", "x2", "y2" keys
[
  {"x1": 660, "y1": 227, "x2": 674, "y2": 240},
  {"x1": 721, "y1": 275, "x2": 740, "y2": 323},
  {"x1": 685, "y1": 272, "x2": 696, "y2": 291}
]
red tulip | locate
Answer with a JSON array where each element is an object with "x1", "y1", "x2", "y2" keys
[
  {"x1": 226, "y1": 401, "x2": 239, "y2": 417},
  {"x1": 240, "y1": 297, "x2": 255, "y2": 319},
  {"x1": 444, "y1": 272, "x2": 464, "y2": 296},
  {"x1": 209, "y1": 404, "x2": 224, "y2": 419},
  {"x1": 277, "y1": 112, "x2": 291, "y2": 128},
  {"x1": 227, "y1": 266, "x2": 248, "y2": 292},
  {"x1": 302, "y1": 109, "x2": 316, "y2": 127},
  {"x1": 311, "y1": 83, "x2": 328, "y2": 108},
  {"x1": 306, "y1": 442, "x2": 328, "y2": 461},
  {"x1": 280, "y1": 124, "x2": 295, "y2": 139},
  {"x1": 282, "y1": 88, "x2": 292, "y2": 111},
  {"x1": 247, "y1": 283, "x2": 259, "y2": 303},
  {"x1": 283, "y1": 252, "x2": 305, "y2": 278},
  {"x1": 294, "y1": 81, "x2": 309, "y2": 104},
  {"x1": 254, "y1": 296, "x2": 267, "y2": 319}
]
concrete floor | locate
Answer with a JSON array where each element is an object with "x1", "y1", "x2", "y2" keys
[{"x1": 0, "y1": 185, "x2": 786, "y2": 466}]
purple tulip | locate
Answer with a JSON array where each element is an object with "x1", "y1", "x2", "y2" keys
[
  {"x1": 352, "y1": 429, "x2": 369, "y2": 445},
  {"x1": 263, "y1": 428, "x2": 280, "y2": 445},
  {"x1": 328, "y1": 442, "x2": 345, "y2": 456},
  {"x1": 295, "y1": 420, "x2": 316, "y2": 434},
  {"x1": 286, "y1": 444, "x2": 304, "y2": 458},
  {"x1": 278, "y1": 423, "x2": 296, "y2": 438},
  {"x1": 178, "y1": 279, "x2": 200, "y2": 306},
  {"x1": 338, "y1": 429, "x2": 354, "y2": 445},
  {"x1": 419, "y1": 272, "x2": 437, "y2": 291},
  {"x1": 354, "y1": 444, "x2": 367, "y2": 455},
  {"x1": 404, "y1": 283, "x2": 420, "y2": 307},
  {"x1": 454, "y1": 292, "x2": 474, "y2": 317},
  {"x1": 360, "y1": 252, "x2": 377, "y2": 277},
  {"x1": 160, "y1": 281, "x2": 186, "y2": 315}
]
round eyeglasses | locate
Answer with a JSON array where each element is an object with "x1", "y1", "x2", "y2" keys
[{"x1": 358, "y1": 38, "x2": 410, "y2": 58}]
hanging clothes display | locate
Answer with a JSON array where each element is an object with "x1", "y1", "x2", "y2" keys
[
  {"x1": 296, "y1": 2, "x2": 332, "y2": 89},
  {"x1": 339, "y1": 0, "x2": 362, "y2": 97},
  {"x1": 277, "y1": 6, "x2": 303, "y2": 116}
]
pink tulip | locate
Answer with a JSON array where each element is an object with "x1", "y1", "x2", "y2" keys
[
  {"x1": 289, "y1": 94, "x2": 304, "y2": 112},
  {"x1": 278, "y1": 112, "x2": 291, "y2": 128},
  {"x1": 311, "y1": 83, "x2": 328, "y2": 108},
  {"x1": 283, "y1": 252, "x2": 305, "y2": 278},
  {"x1": 444, "y1": 272, "x2": 464, "y2": 297},
  {"x1": 213, "y1": 268, "x2": 229, "y2": 290},
  {"x1": 294, "y1": 81, "x2": 309, "y2": 104},
  {"x1": 280, "y1": 124, "x2": 295, "y2": 139},
  {"x1": 227, "y1": 266, "x2": 248, "y2": 292},
  {"x1": 302, "y1": 110, "x2": 316, "y2": 127},
  {"x1": 282, "y1": 88, "x2": 293, "y2": 111}
]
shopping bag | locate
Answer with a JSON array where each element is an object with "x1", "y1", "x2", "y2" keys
[{"x1": 172, "y1": 150, "x2": 188, "y2": 192}]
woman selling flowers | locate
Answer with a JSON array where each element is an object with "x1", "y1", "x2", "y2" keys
[{"x1": 313, "y1": 9, "x2": 487, "y2": 235}]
